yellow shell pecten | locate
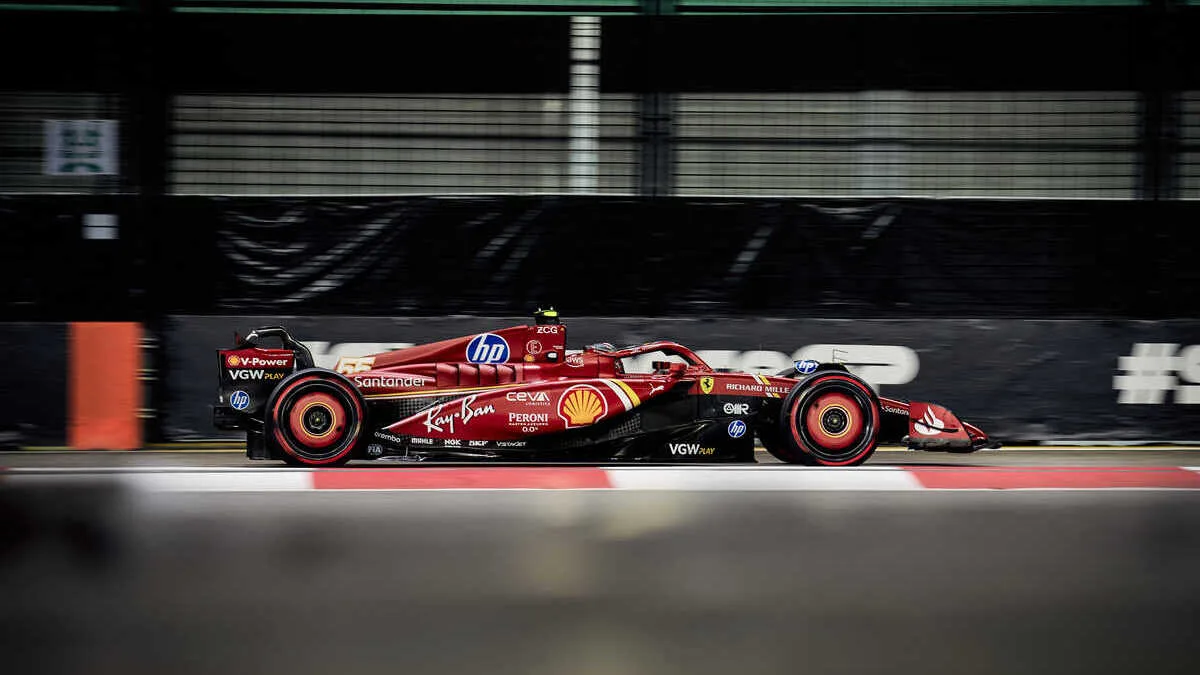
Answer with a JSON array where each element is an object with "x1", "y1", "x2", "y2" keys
[{"x1": 562, "y1": 388, "x2": 603, "y2": 425}]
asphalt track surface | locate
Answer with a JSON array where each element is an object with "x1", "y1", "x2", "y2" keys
[
  {"x1": 2, "y1": 447, "x2": 1199, "y2": 674},
  {"x1": 4, "y1": 445, "x2": 1200, "y2": 468}
]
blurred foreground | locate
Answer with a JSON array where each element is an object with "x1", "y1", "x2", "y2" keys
[{"x1": 2, "y1": 481, "x2": 1198, "y2": 674}]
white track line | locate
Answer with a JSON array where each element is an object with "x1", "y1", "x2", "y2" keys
[{"x1": 605, "y1": 467, "x2": 920, "y2": 491}]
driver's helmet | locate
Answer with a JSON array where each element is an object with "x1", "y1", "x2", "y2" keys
[{"x1": 534, "y1": 307, "x2": 560, "y2": 325}]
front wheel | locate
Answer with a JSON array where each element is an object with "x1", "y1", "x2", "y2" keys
[
  {"x1": 769, "y1": 373, "x2": 881, "y2": 466},
  {"x1": 267, "y1": 370, "x2": 365, "y2": 467}
]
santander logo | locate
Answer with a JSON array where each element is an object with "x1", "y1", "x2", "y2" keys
[{"x1": 913, "y1": 407, "x2": 945, "y2": 436}]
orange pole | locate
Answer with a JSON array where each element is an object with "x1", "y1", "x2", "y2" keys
[{"x1": 68, "y1": 322, "x2": 142, "y2": 450}]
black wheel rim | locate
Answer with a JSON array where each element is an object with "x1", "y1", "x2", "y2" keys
[
  {"x1": 275, "y1": 380, "x2": 360, "y2": 462},
  {"x1": 791, "y1": 380, "x2": 877, "y2": 464}
]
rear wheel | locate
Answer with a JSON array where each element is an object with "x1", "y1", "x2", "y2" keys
[
  {"x1": 769, "y1": 373, "x2": 880, "y2": 466},
  {"x1": 268, "y1": 371, "x2": 365, "y2": 467}
]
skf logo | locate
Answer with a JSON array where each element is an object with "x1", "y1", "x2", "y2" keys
[
  {"x1": 699, "y1": 377, "x2": 714, "y2": 394},
  {"x1": 335, "y1": 356, "x2": 375, "y2": 375},
  {"x1": 558, "y1": 385, "x2": 607, "y2": 427}
]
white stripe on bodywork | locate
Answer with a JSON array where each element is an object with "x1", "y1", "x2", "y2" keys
[{"x1": 600, "y1": 379, "x2": 634, "y2": 412}]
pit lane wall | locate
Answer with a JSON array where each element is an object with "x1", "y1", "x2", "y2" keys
[
  {"x1": 0, "y1": 322, "x2": 142, "y2": 448},
  {"x1": 160, "y1": 316, "x2": 1200, "y2": 444}
]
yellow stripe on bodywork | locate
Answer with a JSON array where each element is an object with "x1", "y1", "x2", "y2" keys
[
  {"x1": 754, "y1": 373, "x2": 780, "y2": 398},
  {"x1": 610, "y1": 378, "x2": 642, "y2": 407}
]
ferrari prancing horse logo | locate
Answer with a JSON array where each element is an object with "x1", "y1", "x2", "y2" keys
[{"x1": 699, "y1": 377, "x2": 714, "y2": 394}]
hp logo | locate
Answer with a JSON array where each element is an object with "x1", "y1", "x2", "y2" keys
[
  {"x1": 795, "y1": 359, "x2": 819, "y2": 375},
  {"x1": 230, "y1": 390, "x2": 250, "y2": 411},
  {"x1": 727, "y1": 419, "x2": 747, "y2": 438},
  {"x1": 466, "y1": 333, "x2": 510, "y2": 364}
]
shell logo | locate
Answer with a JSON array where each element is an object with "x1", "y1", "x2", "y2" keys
[
  {"x1": 557, "y1": 385, "x2": 608, "y2": 428},
  {"x1": 227, "y1": 354, "x2": 241, "y2": 367}
]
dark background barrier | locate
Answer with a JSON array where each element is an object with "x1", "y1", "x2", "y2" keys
[
  {"x1": 5, "y1": 195, "x2": 1199, "y2": 321},
  {"x1": 0, "y1": 323, "x2": 68, "y2": 446},
  {"x1": 163, "y1": 315, "x2": 1200, "y2": 443},
  {"x1": 185, "y1": 197, "x2": 1197, "y2": 318}
]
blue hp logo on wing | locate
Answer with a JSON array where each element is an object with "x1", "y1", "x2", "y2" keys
[
  {"x1": 727, "y1": 419, "x2": 747, "y2": 438},
  {"x1": 795, "y1": 359, "x2": 819, "y2": 374},
  {"x1": 466, "y1": 333, "x2": 510, "y2": 364},
  {"x1": 230, "y1": 390, "x2": 250, "y2": 411}
]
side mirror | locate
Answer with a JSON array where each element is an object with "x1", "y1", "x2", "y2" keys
[{"x1": 667, "y1": 362, "x2": 688, "y2": 377}]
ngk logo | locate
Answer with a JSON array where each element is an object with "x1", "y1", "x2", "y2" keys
[{"x1": 227, "y1": 354, "x2": 292, "y2": 369}]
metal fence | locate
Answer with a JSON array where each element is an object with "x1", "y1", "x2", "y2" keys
[
  {"x1": 169, "y1": 94, "x2": 639, "y2": 195},
  {"x1": 0, "y1": 92, "x2": 127, "y2": 195},
  {"x1": 674, "y1": 92, "x2": 1141, "y2": 198},
  {"x1": 1183, "y1": 92, "x2": 1200, "y2": 199},
  {"x1": 0, "y1": 5, "x2": 1195, "y2": 199}
]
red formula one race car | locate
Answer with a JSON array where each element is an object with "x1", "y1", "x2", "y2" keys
[{"x1": 212, "y1": 309, "x2": 999, "y2": 467}]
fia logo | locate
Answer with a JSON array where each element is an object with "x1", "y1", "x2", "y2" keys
[
  {"x1": 727, "y1": 419, "x2": 747, "y2": 438},
  {"x1": 230, "y1": 390, "x2": 250, "y2": 411},
  {"x1": 466, "y1": 333, "x2": 510, "y2": 364}
]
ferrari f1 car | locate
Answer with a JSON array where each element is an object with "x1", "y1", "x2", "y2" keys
[{"x1": 213, "y1": 309, "x2": 998, "y2": 467}]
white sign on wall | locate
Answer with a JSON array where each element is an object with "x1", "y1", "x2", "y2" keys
[{"x1": 44, "y1": 120, "x2": 118, "y2": 175}]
